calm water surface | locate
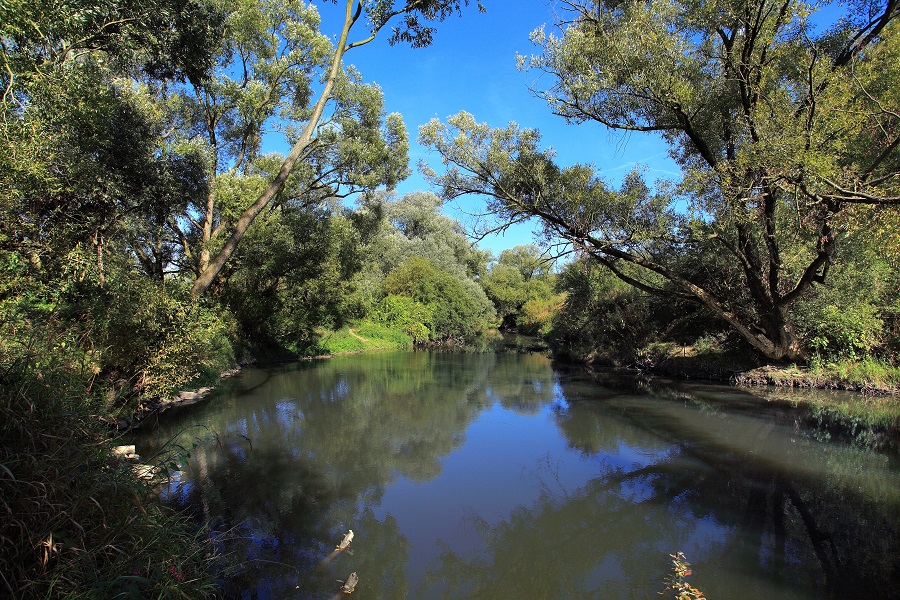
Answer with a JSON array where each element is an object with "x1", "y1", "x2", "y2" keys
[{"x1": 134, "y1": 350, "x2": 900, "y2": 599}]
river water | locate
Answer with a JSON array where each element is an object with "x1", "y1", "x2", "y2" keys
[{"x1": 133, "y1": 349, "x2": 900, "y2": 599}]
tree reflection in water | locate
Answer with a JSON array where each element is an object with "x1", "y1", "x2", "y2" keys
[
  {"x1": 135, "y1": 352, "x2": 899, "y2": 599},
  {"x1": 421, "y1": 370, "x2": 900, "y2": 599}
]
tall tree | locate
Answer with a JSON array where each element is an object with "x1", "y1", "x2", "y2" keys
[
  {"x1": 370, "y1": 190, "x2": 491, "y2": 278},
  {"x1": 187, "y1": 0, "x2": 485, "y2": 297},
  {"x1": 421, "y1": 0, "x2": 899, "y2": 362},
  {"x1": 0, "y1": 0, "x2": 223, "y2": 285}
]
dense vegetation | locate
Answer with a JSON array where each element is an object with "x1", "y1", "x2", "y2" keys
[
  {"x1": 1, "y1": 0, "x2": 897, "y2": 595},
  {"x1": 0, "y1": 0, "x2": 487, "y2": 595},
  {"x1": 421, "y1": 0, "x2": 900, "y2": 368}
]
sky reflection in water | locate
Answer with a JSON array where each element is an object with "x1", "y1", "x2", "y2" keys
[{"x1": 134, "y1": 350, "x2": 900, "y2": 599}]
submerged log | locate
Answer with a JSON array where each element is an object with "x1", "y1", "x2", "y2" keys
[
  {"x1": 112, "y1": 445, "x2": 139, "y2": 460},
  {"x1": 339, "y1": 572, "x2": 358, "y2": 594},
  {"x1": 336, "y1": 529, "x2": 354, "y2": 551}
]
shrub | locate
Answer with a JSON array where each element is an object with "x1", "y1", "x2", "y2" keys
[
  {"x1": 372, "y1": 294, "x2": 433, "y2": 342},
  {"x1": 384, "y1": 257, "x2": 494, "y2": 340},
  {"x1": 517, "y1": 293, "x2": 566, "y2": 336},
  {"x1": 78, "y1": 277, "x2": 235, "y2": 400},
  {"x1": 800, "y1": 302, "x2": 883, "y2": 360}
]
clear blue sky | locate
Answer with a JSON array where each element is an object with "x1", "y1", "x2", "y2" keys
[{"x1": 315, "y1": 1, "x2": 681, "y2": 258}]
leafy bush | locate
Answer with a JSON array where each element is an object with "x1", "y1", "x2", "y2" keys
[
  {"x1": 81, "y1": 274, "x2": 236, "y2": 399},
  {"x1": 384, "y1": 257, "x2": 495, "y2": 340},
  {"x1": 549, "y1": 259, "x2": 655, "y2": 361},
  {"x1": 808, "y1": 356, "x2": 900, "y2": 391},
  {"x1": 799, "y1": 301, "x2": 883, "y2": 360},
  {"x1": 517, "y1": 293, "x2": 566, "y2": 336},
  {"x1": 372, "y1": 294, "x2": 433, "y2": 342}
]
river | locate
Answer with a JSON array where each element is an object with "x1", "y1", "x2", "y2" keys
[{"x1": 132, "y1": 348, "x2": 900, "y2": 599}]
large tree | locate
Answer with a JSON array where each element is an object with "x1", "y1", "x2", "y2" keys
[
  {"x1": 136, "y1": 4, "x2": 412, "y2": 288},
  {"x1": 421, "y1": 0, "x2": 899, "y2": 362},
  {"x1": 0, "y1": 0, "x2": 223, "y2": 281},
  {"x1": 185, "y1": 0, "x2": 485, "y2": 297}
]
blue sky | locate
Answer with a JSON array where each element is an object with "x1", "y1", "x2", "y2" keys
[{"x1": 314, "y1": 1, "x2": 681, "y2": 258}]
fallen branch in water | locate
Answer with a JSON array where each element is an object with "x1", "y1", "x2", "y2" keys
[
  {"x1": 338, "y1": 572, "x2": 358, "y2": 594},
  {"x1": 336, "y1": 529, "x2": 354, "y2": 551}
]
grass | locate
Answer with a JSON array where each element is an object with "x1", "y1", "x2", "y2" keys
[
  {"x1": 811, "y1": 356, "x2": 900, "y2": 391},
  {"x1": 735, "y1": 356, "x2": 900, "y2": 394},
  {"x1": 1, "y1": 337, "x2": 217, "y2": 598},
  {"x1": 300, "y1": 320, "x2": 413, "y2": 356}
]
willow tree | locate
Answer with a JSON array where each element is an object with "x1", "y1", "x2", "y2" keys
[
  {"x1": 421, "y1": 0, "x2": 899, "y2": 362},
  {"x1": 186, "y1": 0, "x2": 485, "y2": 298},
  {"x1": 136, "y1": 0, "x2": 413, "y2": 286}
]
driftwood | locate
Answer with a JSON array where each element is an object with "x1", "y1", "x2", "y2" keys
[
  {"x1": 339, "y1": 572, "x2": 358, "y2": 594},
  {"x1": 112, "y1": 445, "x2": 139, "y2": 460},
  {"x1": 336, "y1": 529, "x2": 354, "y2": 551}
]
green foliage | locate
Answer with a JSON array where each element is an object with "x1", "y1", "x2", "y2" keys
[
  {"x1": 802, "y1": 303, "x2": 883, "y2": 360},
  {"x1": 0, "y1": 0, "x2": 223, "y2": 83},
  {"x1": 549, "y1": 258, "x2": 653, "y2": 361},
  {"x1": 384, "y1": 256, "x2": 495, "y2": 341},
  {"x1": 807, "y1": 357, "x2": 900, "y2": 393},
  {"x1": 355, "y1": 320, "x2": 413, "y2": 346},
  {"x1": 370, "y1": 190, "x2": 491, "y2": 279},
  {"x1": 483, "y1": 263, "x2": 527, "y2": 321},
  {"x1": 0, "y1": 319, "x2": 216, "y2": 598},
  {"x1": 547, "y1": 257, "x2": 730, "y2": 364},
  {"x1": 313, "y1": 327, "x2": 369, "y2": 355},
  {"x1": 47, "y1": 255, "x2": 235, "y2": 400},
  {"x1": 311, "y1": 321, "x2": 413, "y2": 355},
  {"x1": 372, "y1": 294, "x2": 433, "y2": 342},
  {"x1": 793, "y1": 240, "x2": 898, "y2": 360},
  {"x1": 422, "y1": 0, "x2": 900, "y2": 364},
  {"x1": 482, "y1": 244, "x2": 559, "y2": 330},
  {"x1": 517, "y1": 293, "x2": 566, "y2": 336},
  {"x1": 219, "y1": 203, "x2": 349, "y2": 343}
]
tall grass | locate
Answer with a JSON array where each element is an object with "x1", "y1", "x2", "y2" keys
[
  {"x1": 0, "y1": 322, "x2": 217, "y2": 598},
  {"x1": 808, "y1": 356, "x2": 900, "y2": 391}
]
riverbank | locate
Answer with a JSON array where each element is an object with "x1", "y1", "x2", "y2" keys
[
  {"x1": 733, "y1": 360, "x2": 900, "y2": 395},
  {"x1": 565, "y1": 346, "x2": 900, "y2": 453},
  {"x1": 571, "y1": 340, "x2": 900, "y2": 395},
  {"x1": 0, "y1": 370, "x2": 217, "y2": 598}
]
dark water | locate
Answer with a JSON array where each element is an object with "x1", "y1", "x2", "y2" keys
[{"x1": 133, "y1": 350, "x2": 900, "y2": 599}]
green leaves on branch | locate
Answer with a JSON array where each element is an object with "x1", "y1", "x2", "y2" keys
[
  {"x1": 422, "y1": 0, "x2": 900, "y2": 363},
  {"x1": 385, "y1": 256, "x2": 495, "y2": 341}
]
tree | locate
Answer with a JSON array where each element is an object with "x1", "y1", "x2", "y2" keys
[
  {"x1": 421, "y1": 0, "x2": 900, "y2": 363},
  {"x1": 186, "y1": 0, "x2": 486, "y2": 297},
  {"x1": 1, "y1": 0, "x2": 223, "y2": 284},
  {"x1": 482, "y1": 244, "x2": 556, "y2": 329},
  {"x1": 369, "y1": 190, "x2": 491, "y2": 278},
  {"x1": 384, "y1": 256, "x2": 494, "y2": 339}
]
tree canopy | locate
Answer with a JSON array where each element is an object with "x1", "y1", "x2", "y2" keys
[{"x1": 421, "y1": 0, "x2": 900, "y2": 362}]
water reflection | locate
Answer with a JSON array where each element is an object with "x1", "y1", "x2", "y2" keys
[{"x1": 134, "y1": 352, "x2": 899, "y2": 599}]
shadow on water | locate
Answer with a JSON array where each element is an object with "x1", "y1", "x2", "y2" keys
[{"x1": 133, "y1": 351, "x2": 899, "y2": 599}]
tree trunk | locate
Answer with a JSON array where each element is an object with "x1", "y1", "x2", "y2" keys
[{"x1": 189, "y1": 0, "x2": 359, "y2": 299}]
